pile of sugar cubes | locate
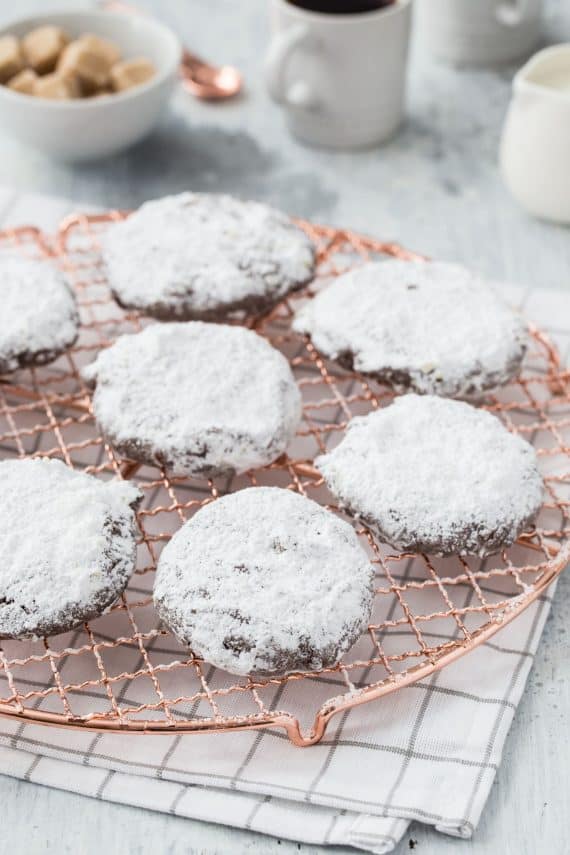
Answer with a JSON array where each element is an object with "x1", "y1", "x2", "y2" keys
[{"x1": 0, "y1": 26, "x2": 156, "y2": 99}]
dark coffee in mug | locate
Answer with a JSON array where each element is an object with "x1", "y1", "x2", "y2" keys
[{"x1": 288, "y1": 0, "x2": 395, "y2": 13}]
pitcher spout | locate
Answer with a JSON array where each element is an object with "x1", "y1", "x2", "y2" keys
[{"x1": 513, "y1": 42, "x2": 570, "y2": 100}]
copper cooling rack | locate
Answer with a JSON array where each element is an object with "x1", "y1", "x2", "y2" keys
[{"x1": 0, "y1": 213, "x2": 568, "y2": 747}]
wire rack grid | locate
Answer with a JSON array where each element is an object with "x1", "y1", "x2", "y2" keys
[{"x1": 0, "y1": 212, "x2": 568, "y2": 747}]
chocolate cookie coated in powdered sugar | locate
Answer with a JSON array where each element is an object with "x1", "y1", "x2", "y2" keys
[
  {"x1": 316, "y1": 395, "x2": 544, "y2": 557},
  {"x1": 0, "y1": 458, "x2": 142, "y2": 639},
  {"x1": 153, "y1": 487, "x2": 374, "y2": 676},
  {"x1": 102, "y1": 193, "x2": 316, "y2": 321},
  {"x1": 0, "y1": 256, "x2": 79, "y2": 374},
  {"x1": 293, "y1": 260, "x2": 528, "y2": 398},
  {"x1": 83, "y1": 322, "x2": 302, "y2": 477}
]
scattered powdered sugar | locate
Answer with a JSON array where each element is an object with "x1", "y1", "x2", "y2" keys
[
  {"x1": 293, "y1": 260, "x2": 528, "y2": 398},
  {"x1": 316, "y1": 395, "x2": 544, "y2": 557},
  {"x1": 154, "y1": 487, "x2": 375, "y2": 676},
  {"x1": 102, "y1": 193, "x2": 316, "y2": 319},
  {"x1": 0, "y1": 458, "x2": 142, "y2": 639},
  {"x1": 83, "y1": 322, "x2": 302, "y2": 477},
  {"x1": 0, "y1": 255, "x2": 79, "y2": 374}
]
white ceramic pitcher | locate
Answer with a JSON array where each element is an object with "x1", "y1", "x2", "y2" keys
[{"x1": 500, "y1": 44, "x2": 570, "y2": 224}]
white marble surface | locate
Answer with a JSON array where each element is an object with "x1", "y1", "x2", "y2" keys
[{"x1": 0, "y1": 1, "x2": 569, "y2": 853}]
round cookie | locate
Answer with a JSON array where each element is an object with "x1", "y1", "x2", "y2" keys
[
  {"x1": 316, "y1": 395, "x2": 544, "y2": 557},
  {"x1": 293, "y1": 260, "x2": 528, "y2": 398},
  {"x1": 83, "y1": 322, "x2": 302, "y2": 477},
  {"x1": 102, "y1": 192, "x2": 316, "y2": 321},
  {"x1": 0, "y1": 458, "x2": 142, "y2": 639},
  {"x1": 153, "y1": 487, "x2": 374, "y2": 676},
  {"x1": 0, "y1": 256, "x2": 79, "y2": 375}
]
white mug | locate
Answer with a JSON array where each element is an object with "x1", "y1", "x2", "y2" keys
[
  {"x1": 416, "y1": 0, "x2": 543, "y2": 67},
  {"x1": 500, "y1": 44, "x2": 570, "y2": 224},
  {"x1": 265, "y1": 0, "x2": 412, "y2": 149}
]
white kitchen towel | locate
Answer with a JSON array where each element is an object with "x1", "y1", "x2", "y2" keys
[{"x1": 0, "y1": 186, "x2": 567, "y2": 855}]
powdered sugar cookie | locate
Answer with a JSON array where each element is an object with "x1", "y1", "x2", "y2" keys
[
  {"x1": 293, "y1": 260, "x2": 527, "y2": 398},
  {"x1": 102, "y1": 193, "x2": 316, "y2": 321},
  {"x1": 83, "y1": 322, "x2": 302, "y2": 477},
  {"x1": 0, "y1": 256, "x2": 79, "y2": 374},
  {"x1": 316, "y1": 395, "x2": 543, "y2": 557},
  {"x1": 154, "y1": 487, "x2": 374, "y2": 676},
  {"x1": 0, "y1": 458, "x2": 141, "y2": 639}
]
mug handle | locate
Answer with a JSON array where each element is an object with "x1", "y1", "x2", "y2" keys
[
  {"x1": 265, "y1": 24, "x2": 321, "y2": 110},
  {"x1": 496, "y1": 0, "x2": 535, "y2": 26}
]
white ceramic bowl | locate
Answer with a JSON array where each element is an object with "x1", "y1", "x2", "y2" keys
[{"x1": 0, "y1": 10, "x2": 181, "y2": 161}]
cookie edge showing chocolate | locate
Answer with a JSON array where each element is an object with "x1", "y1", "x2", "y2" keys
[
  {"x1": 109, "y1": 270, "x2": 314, "y2": 324},
  {"x1": 156, "y1": 592, "x2": 374, "y2": 677},
  {"x1": 331, "y1": 341, "x2": 527, "y2": 400},
  {"x1": 326, "y1": 495, "x2": 542, "y2": 558}
]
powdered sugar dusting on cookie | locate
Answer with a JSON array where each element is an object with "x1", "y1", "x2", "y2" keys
[
  {"x1": 293, "y1": 260, "x2": 528, "y2": 398},
  {"x1": 316, "y1": 396, "x2": 544, "y2": 557},
  {"x1": 0, "y1": 256, "x2": 79, "y2": 374},
  {"x1": 83, "y1": 322, "x2": 302, "y2": 477},
  {"x1": 154, "y1": 487, "x2": 374, "y2": 676},
  {"x1": 0, "y1": 458, "x2": 141, "y2": 639},
  {"x1": 102, "y1": 193, "x2": 316, "y2": 320}
]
